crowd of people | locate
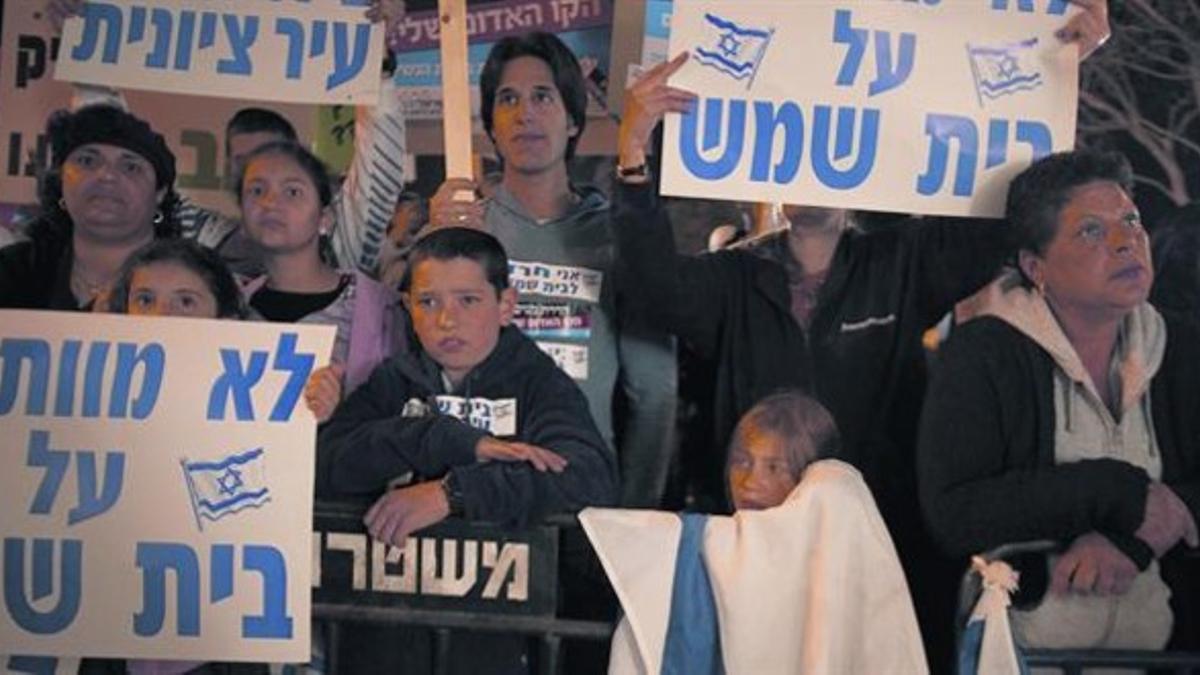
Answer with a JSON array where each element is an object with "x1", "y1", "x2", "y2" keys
[{"x1": 2, "y1": 0, "x2": 1199, "y2": 672}]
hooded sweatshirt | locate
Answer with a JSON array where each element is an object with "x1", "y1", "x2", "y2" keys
[
  {"x1": 485, "y1": 184, "x2": 677, "y2": 507},
  {"x1": 956, "y1": 271, "x2": 1172, "y2": 649},
  {"x1": 316, "y1": 325, "x2": 617, "y2": 526}
]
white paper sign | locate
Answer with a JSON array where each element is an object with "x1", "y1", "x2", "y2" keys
[
  {"x1": 661, "y1": 0, "x2": 1080, "y2": 218},
  {"x1": 0, "y1": 1, "x2": 317, "y2": 211},
  {"x1": 56, "y1": 0, "x2": 384, "y2": 105},
  {"x1": 0, "y1": 311, "x2": 335, "y2": 662}
]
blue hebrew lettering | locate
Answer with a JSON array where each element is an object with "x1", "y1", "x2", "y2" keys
[
  {"x1": 81, "y1": 341, "x2": 109, "y2": 418},
  {"x1": 172, "y1": 11, "x2": 197, "y2": 71},
  {"x1": 242, "y1": 545, "x2": 294, "y2": 639},
  {"x1": 108, "y1": 343, "x2": 164, "y2": 419},
  {"x1": 833, "y1": 10, "x2": 866, "y2": 87},
  {"x1": 811, "y1": 106, "x2": 880, "y2": 190},
  {"x1": 750, "y1": 101, "x2": 803, "y2": 184},
  {"x1": 1015, "y1": 120, "x2": 1052, "y2": 160},
  {"x1": 991, "y1": 0, "x2": 1068, "y2": 13},
  {"x1": 916, "y1": 113, "x2": 979, "y2": 197},
  {"x1": 985, "y1": 119, "x2": 1009, "y2": 169},
  {"x1": 218, "y1": 15, "x2": 259, "y2": 76},
  {"x1": 868, "y1": 30, "x2": 916, "y2": 96},
  {"x1": 270, "y1": 333, "x2": 314, "y2": 422},
  {"x1": 275, "y1": 18, "x2": 306, "y2": 80},
  {"x1": 145, "y1": 8, "x2": 173, "y2": 69},
  {"x1": 135, "y1": 542, "x2": 201, "y2": 637},
  {"x1": 128, "y1": 7, "x2": 147, "y2": 43},
  {"x1": 679, "y1": 98, "x2": 746, "y2": 181},
  {"x1": 27, "y1": 430, "x2": 68, "y2": 516},
  {"x1": 310, "y1": 21, "x2": 328, "y2": 57},
  {"x1": 67, "y1": 451, "x2": 125, "y2": 525},
  {"x1": 206, "y1": 349, "x2": 268, "y2": 421},
  {"x1": 327, "y1": 22, "x2": 371, "y2": 90},
  {"x1": 3, "y1": 538, "x2": 83, "y2": 634},
  {"x1": 199, "y1": 12, "x2": 218, "y2": 49},
  {"x1": 212, "y1": 544, "x2": 235, "y2": 602},
  {"x1": 53, "y1": 340, "x2": 82, "y2": 417},
  {"x1": 0, "y1": 338, "x2": 49, "y2": 416},
  {"x1": 6, "y1": 656, "x2": 59, "y2": 675},
  {"x1": 71, "y1": 2, "x2": 123, "y2": 64}
]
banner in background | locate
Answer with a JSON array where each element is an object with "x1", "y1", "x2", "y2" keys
[
  {"x1": 392, "y1": 0, "x2": 614, "y2": 120},
  {"x1": 0, "y1": 2, "x2": 321, "y2": 212},
  {"x1": 0, "y1": 311, "x2": 334, "y2": 662},
  {"x1": 55, "y1": 0, "x2": 384, "y2": 105},
  {"x1": 660, "y1": 0, "x2": 1079, "y2": 218}
]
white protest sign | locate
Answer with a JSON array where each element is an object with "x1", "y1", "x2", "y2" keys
[
  {"x1": 55, "y1": 0, "x2": 384, "y2": 105},
  {"x1": 0, "y1": 1, "x2": 316, "y2": 212},
  {"x1": 661, "y1": 0, "x2": 1079, "y2": 218},
  {"x1": 0, "y1": 311, "x2": 334, "y2": 662}
]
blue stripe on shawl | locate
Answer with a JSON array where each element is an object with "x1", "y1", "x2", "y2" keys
[{"x1": 661, "y1": 513, "x2": 724, "y2": 675}]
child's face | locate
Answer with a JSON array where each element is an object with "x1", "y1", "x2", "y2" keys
[
  {"x1": 240, "y1": 153, "x2": 329, "y2": 254},
  {"x1": 407, "y1": 257, "x2": 515, "y2": 386},
  {"x1": 728, "y1": 429, "x2": 801, "y2": 511},
  {"x1": 127, "y1": 262, "x2": 219, "y2": 318}
]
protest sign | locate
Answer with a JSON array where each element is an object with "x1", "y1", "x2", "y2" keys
[
  {"x1": 660, "y1": 0, "x2": 1079, "y2": 217},
  {"x1": 0, "y1": 311, "x2": 335, "y2": 662},
  {"x1": 55, "y1": 0, "x2": 384, "y2": 105},
  {"x1": 392, "y1": 0, "x2": 613, "y2": 119},
  {"x1": 0, "y1": 2, "x2": 317, "y2": 212}
]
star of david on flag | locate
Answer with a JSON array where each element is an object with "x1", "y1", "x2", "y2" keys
[
  {"x1": 693, "y1": 13, "x2": 774, "y2": 89},
  {"x1": 967, "y1": 37, "x2": 1044, "y2": 106},
  {"x1": 181, "y1": 447, "x2": 271, "y2": 530}
]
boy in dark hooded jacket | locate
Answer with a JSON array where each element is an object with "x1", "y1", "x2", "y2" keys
[{"x1": 317, "y1": 226, "x2": 617, "y2": 542}]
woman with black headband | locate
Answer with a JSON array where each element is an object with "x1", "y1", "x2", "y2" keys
[{"x1": 0, "y1": 105, "x2": 181, "y2": 311}]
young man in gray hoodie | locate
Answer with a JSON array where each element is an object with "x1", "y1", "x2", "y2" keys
[{"x1": 428, "y1": 32, "x2": 676, "y2": 509}]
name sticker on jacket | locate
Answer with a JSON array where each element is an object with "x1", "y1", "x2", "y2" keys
[
  {"x1": 509, "y1": 260, "x2": 603, "y2": 304},
  {"x1": 434, "y1": 396, "x2": 518, "y2": 436},
  {"x1": 513, "y1": 303, "x2": 593, "y2": 341},
  {"x1": 536, "y1": 341, "x2": 589, "y2": 381}
]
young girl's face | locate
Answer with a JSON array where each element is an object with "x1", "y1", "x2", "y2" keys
[
  {"x1": 240, "y1": 153, "x2": 329, "y2": 255},
  {"x1": 127, "y1": 261, "x2": 218, "y2": 318},
  {"x1": 728, "y1": 428, "x2": 802, "y2": 511}
]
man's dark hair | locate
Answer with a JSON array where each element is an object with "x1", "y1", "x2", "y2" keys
[
  {"x1": 402, "y1": 227, "x2": 510, "y2": 296},
  {"x1": 479, "y1": 32, "x2": 588, "y2": 162},
  {"x1": 225, "y1": 108, "x2": 298, "y2": 155},
  {"x1": 1150, "y1": 201, "x2": 1200, "y2": 317},
  {"x1": 109, "y1": 239, "x2": 246, "y2": 318},
  {"x1": 1005, "y1": 150, "x2": 1135, "y2": 262}
]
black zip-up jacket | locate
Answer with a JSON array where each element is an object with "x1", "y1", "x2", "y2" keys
[
  {"x1": 612, "y1": 181, "x2": 1004, "y2": 520},
  {"x1": 316, "y1": 325, "x2": 618, "y2": 525},
  {"x1": 0, "y1": 230, "x2": 83, "y2": 310}
]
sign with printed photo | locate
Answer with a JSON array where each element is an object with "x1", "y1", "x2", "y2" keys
[
  {"x1": 55, "y1": 0, "x2": 385, "y2": 105},
  {"x1": 391, "y1": 0, "x2": 614, "y2": 119},
  {"x1": 0, "y1": 311, "x2": 335, "y2": 662},
  {"x1": 659, "y1": 0, "x2": 1080, "y2": 218}
]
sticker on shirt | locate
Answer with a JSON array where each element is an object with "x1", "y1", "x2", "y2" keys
[
  {"x1": 536, "y1": 341, "x2": 589, "y2": 381},
  {"x1": 434, "y1": 396, "x2": 518, "y2": 436},
  {"x1": 512, "y1": 303, "x2": 593, "y2": 341},
  {"x1": 509, "y1": 260, "x2": 603, "y2": 304}
]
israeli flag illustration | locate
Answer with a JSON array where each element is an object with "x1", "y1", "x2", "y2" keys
[
  {"x1": 967, "y1": 38, "x2": 1044, "y2": 105},
  {"x1": 693, "y1": 13, "x2": 774, "y2": 89},
  {"x1": 182, "y1": 448, "x2": 271, "y2": 530}
]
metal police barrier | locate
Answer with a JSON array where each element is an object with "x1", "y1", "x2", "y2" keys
[{"x1": 312, "y1": 500, "x2": 614, "y2": 675}]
